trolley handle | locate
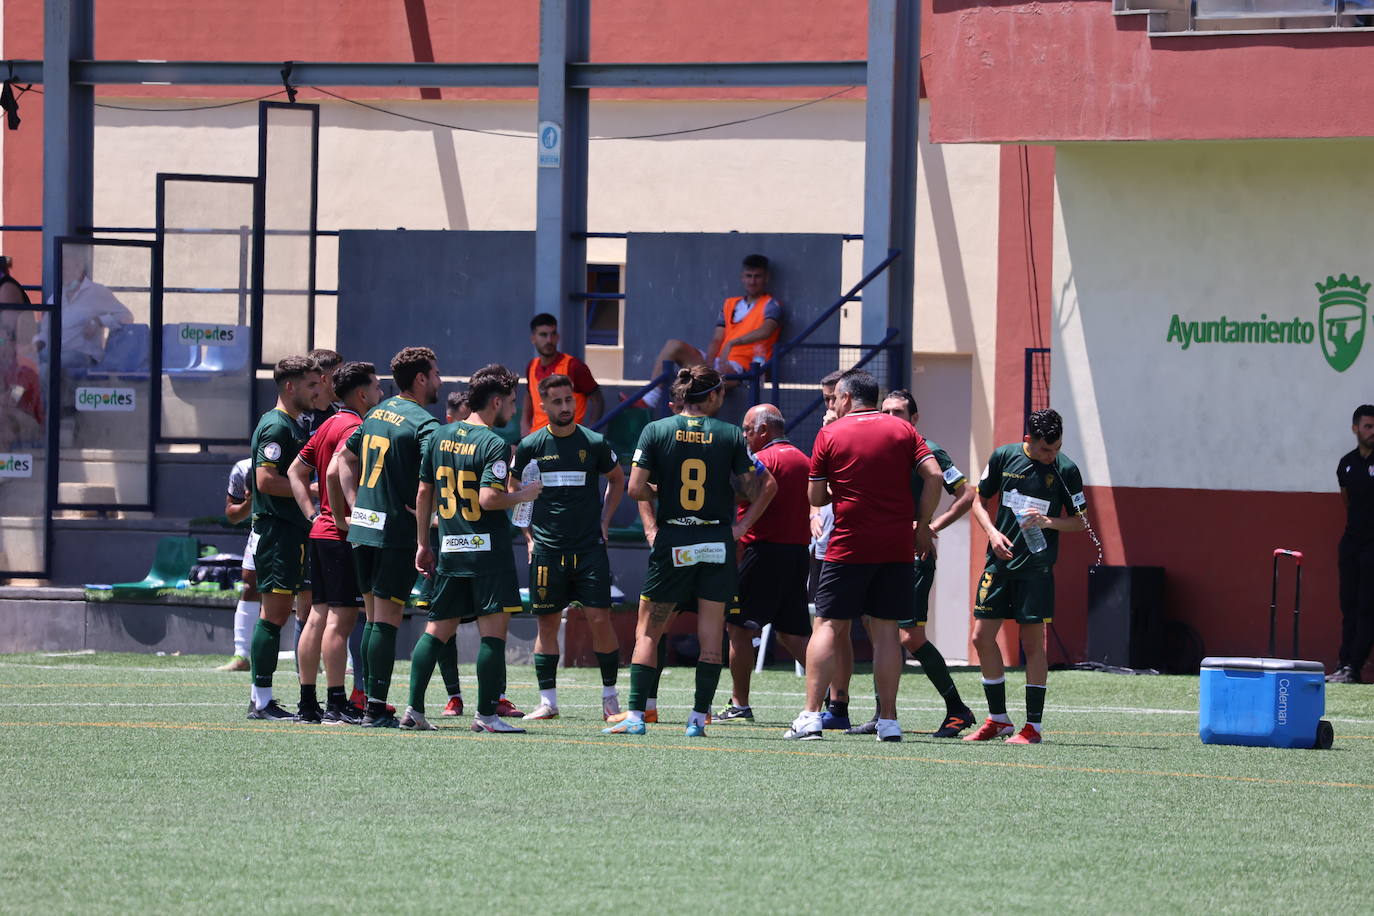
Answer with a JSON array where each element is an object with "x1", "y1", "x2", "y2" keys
[
  {"x1": 1273, "y1": 548, "x2": 1304, "y2": 565},
  {"x1": 1269, "y1": 548, "x2": 1304, "y2": 658}
]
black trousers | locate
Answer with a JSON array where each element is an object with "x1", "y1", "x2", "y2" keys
[{"x1": 1337, "y1": 537, "x2": 1374, "y2": 674}]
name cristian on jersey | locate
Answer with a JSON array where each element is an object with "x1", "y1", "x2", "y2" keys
[{"x1": 440, "y1": 440, "x2": 480, "y2": 455}]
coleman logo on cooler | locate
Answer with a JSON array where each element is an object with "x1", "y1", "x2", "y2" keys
[
  {"x1": 442, "y1": 534, "x2": 491, "y2": 553},
  {"x1": 350, "y1": 507, "x2": 386, "y2": 530},
  {"x1": 671, "y1": 542, "x2": 727, "y2": 567}
]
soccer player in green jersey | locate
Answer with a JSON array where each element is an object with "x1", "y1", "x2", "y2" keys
[
  {"x1": 245, "y1": 355, "x2": 322, "y2": 720},
  {"x1": 407, "y1": 364, "x2": 542, "y2": 733},
  {"x1": 514, "y1": 373, "x2": 626, "y2": 720},
  {"x1": 963, "y1": 408, "x2": 1088, "y2": 745},
  {"x1": 330, "y1": 346, "x2": 442, "y2": 728},
  {"x1": 605, "y1": 365, "x2": 775, "y2": 737}
]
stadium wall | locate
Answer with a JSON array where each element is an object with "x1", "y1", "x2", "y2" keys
[
  {"x1": 923, "y1": 0, "x2": 1374, "y2": 144},
  {"x1": 1048, "y1": 140, "x2": 1366, "y2": 668}
]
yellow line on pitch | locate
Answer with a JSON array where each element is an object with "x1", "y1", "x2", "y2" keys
[{"x1": 4, "y1": 720, "x2": 1371, "y2": 791}]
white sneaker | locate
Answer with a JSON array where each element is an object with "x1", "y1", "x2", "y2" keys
[
  {"x1": 876, "y1": 718, "x2": 903, "y2": 742},
  {"x1": 471, "y1": 714, "x2": 526, "y2": 734},
  {"x1": 602, "y1": 692, "x2": 621, "y2": 720},
  {"x1": 399, "y1": 706, "x2": 437, "y2": 731},
  {"x1": 522, "y1": 702, "x2": 560, "y2": 720},
  {"x1": 783, "y1": 713, "x2": 823, "y2": 740}
]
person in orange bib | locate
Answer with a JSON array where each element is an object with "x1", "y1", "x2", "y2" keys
[
  {"x1": 640, "y1": 254, "x2": 783, "y2": 411},
  {"x1": 520, "y1": 312, "x2": 604, "y2": 436}
]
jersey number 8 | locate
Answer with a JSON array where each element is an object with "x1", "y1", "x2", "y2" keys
[
  {"x1": 436, "y1": 467, "x2": 481, "y2": 522},
  {"x1": 680, "y1": 458, "x2": 707, "y2": 511}
]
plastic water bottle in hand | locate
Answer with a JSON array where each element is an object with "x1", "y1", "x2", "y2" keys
[
  {"x1": 512, "y1": 461, "x2": 541, "y2": 528},
  {"x1": 1017, "y1": 508, "x2": 1048, "y2": 554}
]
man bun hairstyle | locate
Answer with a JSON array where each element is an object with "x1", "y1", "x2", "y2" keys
[
  {"x1": 1353, "y1": 404, "x2": 1374, "y2": 425},
  {"x1": 835, "y1": 368, "x2": 878, "y2": 408},
  {"x1": 530, "y1": 312, "x2": 558, "y2": 332},
  {"x1": 273, "y1": 355, "x2": 318, "y2": 386},
  {"x1": 468, "y1": 363, "x2": 519, "y2": 411},
  {"x1": 332, "y1": 361, "x2": 376, "y2": 400},
  {"x1": 742, "y1": 253, "x2": 770, "y2": 271},
  {"x1": 1027, "y1": 408, "x2": 1064, "y2": 444},
  {"x1": 309, "y1": 348, "x2": 343, "y2": 373},
  {"x1": 537, "y1": 372, "x2": 574, "y2": 399},
  {"x1": 671, "y1": 364, "x2": 722, "y2": 404},
  {"x1": 391, "y1": 346, "x2": 437, "y2": 392}
]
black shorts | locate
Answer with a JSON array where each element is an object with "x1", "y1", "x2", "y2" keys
[
  {"x1": 898, "y1": 557, "x2": 937, "y2": 629},
  {"x1": 728, "y1": 542, "x2": 812, "y2": 637},
  {"x1": 352, "y1": 545, "x2": 419, "y2": 606},
  {"x1": 309, "y1": 536, "x2": 364, "y2": 608},
  {"x1": 530, "y1": 546, "x2": 612, "y2": 614},
  {"x1": 813, "y1": 560, "x2": 914, "y2": 621}
]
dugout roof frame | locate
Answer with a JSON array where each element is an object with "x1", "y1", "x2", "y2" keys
[{"x1": 15, "y1": 0, "x2": 921, "y2": 379}]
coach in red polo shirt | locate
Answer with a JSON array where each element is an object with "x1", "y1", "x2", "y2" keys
[
  {"x1": 717, "y1": 403, "x2": 810, "y2": 722},
  {"x1": 784, "y1": 369, "x2": 943, "y2": 743}
]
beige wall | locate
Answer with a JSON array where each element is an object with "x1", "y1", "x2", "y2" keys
[{"x1": 1053, "y1": 140, "x2": 1374, "y2": 493}]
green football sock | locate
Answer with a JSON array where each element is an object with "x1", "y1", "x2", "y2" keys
[
  {"x1": 249, "y1": 619, "x2": 281, "y2": 689},
  {"x1": 477, "y1": 636, "x2": 505, "y2": 717},
  {"x1": 408, "y1": 633, "x2": 443, "y2": 714},
  {"x1": 439, "y1": 635, "x2": 462, "y2": 696},
  {"x1": 1026, "y1": 685, "x2": 1047, "y2": 725},
  {"x1": 628, "y1": 663, "x2": 655, "y2": 712},
  {"x1": 983, "y1": 678, "x2": 1008, "y2": 717},
  {"x1": 693, "y1": 661, "x2": 722, "y2": 715},
  {"x1": 368, "y1": 622, "x2": 397, "y2": 702},
  {"x1": 534, "y1": 653, "x2": 559, "y2": 691},
  {"x1": 359, "y1": 621, "x2": 374, "y2": 694},
  {"x1": 595, "y1": 650, "x2": 620, "y2": 687},
  {"x1": 913, "y1": 641, "x2": 964, "y2": 710}
]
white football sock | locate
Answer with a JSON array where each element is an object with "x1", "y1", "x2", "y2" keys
[
  {"x1": 251, "y1": 685, "x2": 273, "y2": 708},
  {"x1": 626, "y1": 709, "x2": 644, "y2": 724},
  {"x1": 688, "y1": 710, "x2": 707, "y2": 727},
  {"x1": 646, "y1": 698, "x2": 657, "y2": 711},
  {"x1": 233, "y1": 600, "x2": 258, "y2": 658},
  {"x1": 602, "y1": 685, "x2": 618, "y2": 699},
  {"x1": 539, "y1": 688, "x2": 557, "y2": 707}
]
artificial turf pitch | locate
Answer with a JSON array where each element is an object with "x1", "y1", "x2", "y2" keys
[{"x1": 1, "y1": 652, "x2": 1371, "y2": 914}]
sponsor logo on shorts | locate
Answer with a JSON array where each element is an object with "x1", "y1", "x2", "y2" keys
[
  {"x1": 977, "y1": 571, "x2": 993, "y2": 605},
  {"x1": 442, "y1": 534, "x2": 491, "y2": 553},
  {"x1": 178, "y1": 323, "x2": 237, "y2": 346},
  {"x1": 0, "y1": 453, "x2": 33, "y2": 477},
  {"x1": 671, "y1": 542, "x2": 727, "y2": 567},
  {"x1": 541, "y1": 471, "x2": 586, "y2": 487},
  {"x1": 350, "y1": 506, "x2": 386, "y2": 530},
  {"x1": 75, "y1": 387, "x2": 135, "y2": 411}
]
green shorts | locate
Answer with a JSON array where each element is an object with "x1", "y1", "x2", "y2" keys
[
  {"x1": 252, "y1": 516, "x2": 308, "y2": 595},
  {"x1": 641, "y1": 531, "x2": 737, "y2": 606},
  {"x1": 898, "y1": 557, "x2": 937, "y2": 629},
  {"x1": 973, "y1": 565, "x2": 1055, "y2": 625},
  {"x1": 426, "y1": 570, "x2": 523, "y2": 621},
  {"x1": 530, "y1": 546, "x2": 612, "y2": 614},
  {"x1": 352, "y1": 545, "x2": 419, "y2": 606}
]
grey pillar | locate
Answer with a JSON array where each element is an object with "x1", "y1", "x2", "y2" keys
[
  {"x1": 861, "y1": 0, "x2": 920, "y2": 386},
  {"x1": 535, "y1": 0, "x2": 590, "y2": 359},
  {"x1": 42, "y1": 0, "x2": 95, "y2": 301}
]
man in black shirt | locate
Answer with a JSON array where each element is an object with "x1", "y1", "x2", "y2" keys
[{"x1": 1331, "y1": 404, "x2": 1374, "y2": 684}]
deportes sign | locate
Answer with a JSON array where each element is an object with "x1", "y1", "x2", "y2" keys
[
  {"x1": 75, "y1": 387, "x2": 136, "y2": 411},
  {"x1": 0, "y1": 454, "x2": 33, "y2": 478},
  {"x1": 177, "y1": 323, "x2": 238, "y2": 347}
]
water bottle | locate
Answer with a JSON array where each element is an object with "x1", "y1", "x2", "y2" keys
[
  {"x1": 1017, "y1": 508, "x2": 1048, "y2": 554},
  {"x1": 512, "y1": 461, "x2": 541, "y2": 528},
  {"x1": 751, "y1": 344, "x2": 766, "y2": 367}
]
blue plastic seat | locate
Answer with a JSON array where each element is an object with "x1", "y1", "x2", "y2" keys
[{"x1": 162, "y1": 324, "x2": 200, "y2": 373}]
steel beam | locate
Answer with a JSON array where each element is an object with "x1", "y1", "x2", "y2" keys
[
  {"x1": 535, "y1": 0, "x2": 590, "y2": 359},
  {"x1": 9, "y1": 59, "x2": 864, "y2": 89},
  {"x1": 861, "y1": 0, "x2": 920, "y2": 386},
  {"x1": 42, "y1": 0, "x2": 94, "y2": 303}
]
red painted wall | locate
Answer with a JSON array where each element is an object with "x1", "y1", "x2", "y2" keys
[
  {"x1": 1053, "y1": 486, "x2": 1349, "y2": 673},
  {"x1": 924, "y1": 0, "x2": 1374, "y2": 143}
]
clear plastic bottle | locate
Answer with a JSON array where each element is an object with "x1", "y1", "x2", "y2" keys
[
  {"x1": 512, "y1": 461, "x2": 541, "y2": 528},
  {"x1": 1017, "y1": 508, "x2": 1048, "y2": 554}
]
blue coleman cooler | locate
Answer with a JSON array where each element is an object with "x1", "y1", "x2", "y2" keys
[{"x1": 1199, "y1": 657, "x2": 1333, "y2": 749}]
